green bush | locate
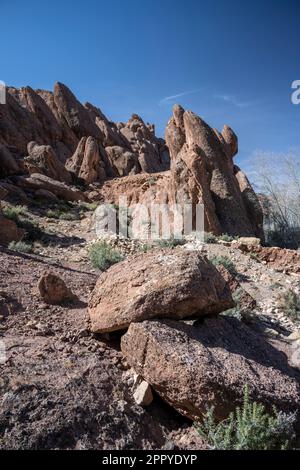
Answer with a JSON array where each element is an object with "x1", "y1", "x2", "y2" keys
[
  {"x1": 218, "y1": 233, "x2": 234, "y2": 242},
  {"x1": 8, "y1": 241, "x2": 33, "y2": 254},
  {"x1": 155, "y1": 235, "x2": 186, "y2": 248},
  {"x1": 46, "y1": 208, "x2": 80, "y2": 221},
  {"x1": 89, "y1": 241, "x2": 123, "y2": 271},
  {"x1": 278, "y1": 290, "x2": 300, "y2": 321},
  {"x1": 211, "y1": 255, "x2": 237, "y2": 275},
  {"x1": 2, "y1": 205, "x2": 27, "y2": 222},
  {"x1": 196, "y1": 387, "x2": 296, "y2": 450},
  {"x1": 78, "y1": 201, "x2": 99, "y2": 212},
  {"x1": 204, "y1": 232, "x2": 217, "y2": 244}
]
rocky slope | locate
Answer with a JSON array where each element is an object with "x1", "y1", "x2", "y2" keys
[{"x1": 0, "y1": 83, "x2": 299, "y2": 450}]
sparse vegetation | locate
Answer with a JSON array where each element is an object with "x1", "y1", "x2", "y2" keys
[
  {"x1": 196, "y1": 386, "x2": 296, "y2": 450},
  {"x1": 147, "y1": 176, "x2": 158, "y2": 187},
  {"x1": 253, "y1": 153, "x2": 300, "y2": 249},
  {"x1": 8, "y1": 241, "x2": 33, "y2": 254},
  {"x1": 221, "y1": 288, "x2": 243, "y2": 320},
  {"x1": 278, "y1": 290, "x2": 300, "y2": 321},
  {"x1": 139, "y1": 243, "x2": 152, "y2": 253},
  {"x1": 2, "y1": 205, "x2": 27, "y2": 222},
  {"x1": 46, "y1": 207, "x2": 80, "y2": 220},
  {"x1": 78, "y1": 201, "x2": 99, "y2": 212},
  {"x1": 218, "y1": 233, "x2": 234, "y2": 242},
  {"x1": 249, "y1": 252, "x2": 260, "y2": 262},
  {"x1": 204, "y1": 232, "x2": 217, "y2": 244},
  {"x1": 211, "y1": 255, "x2": 237, "y2": 275},
  {"x1": 155, "y1": 235, "x2": 186, "y2": 248},
  {"x1": 89, "y1": 241, "x2": 124, "y2": 271}
]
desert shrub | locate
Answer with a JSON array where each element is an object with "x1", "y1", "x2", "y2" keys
[
  {"x1": 155, "y1": 235, "x2": 186, "y2": 248},
  {"x1": 58, "y1": 211, "x2": 79, "y2": 221},
  {"x1": 8, "y1": 241, "x2": 33, "y2": 253},
  {"x1": 249, "y1": 252, "x2": 259, "y2": 261},
  {"x1": 78, "y1": 201, "x2": 99, "y2": 212},
  {"x1": 204, "y1": 232, "x2": 217, "y2": 244},
  {"x1": 218, "y1": 233, "x2": 234, "y2": 242},
  {"x1": 211, "y1": 255, "x2": 237, "y2": 275},
  {"x1": 139, "y1": 243, "x2": 152, "y2": 253},
  {"x1": 46, "y1": 208, "x2": 80, "y2": 221},
  {"x1": 278, "y1": 290, "x2": 300, "y2": 321},
  {"x1": 196, "y1": 387, "x2": 296, "y2": 450},
  {"x1": 2, "y1": 205, "x2": 27, "y2": 222},
  {"x1": 89, "y1": 241, "x2": 123, "y2": 271},
  {"x1": 46, "y1": 209, "x2": 61, "y2": 219},
  {"x1": 221, "y1": 288, "x2": 244, "y2": 320},
  {"x1": 147, "y1": 176, "x2": 158, "y2": 186}
]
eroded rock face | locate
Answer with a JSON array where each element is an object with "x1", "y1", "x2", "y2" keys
[
  {"x1": 53, "y1": 82, "x2": 103, "y2": 140},
  {"x1": 1, "y1": 83, "x2": 170, "y2": 190},
  {"x1": 121, "y1": 318, "x2": 300, "y2": 421},
  {"x1": 237, "y1": 244, "x2": 300, "y2": 274},
  {"x1": 25, "y1": 141, "x2": 72, "y2": 183},
  {"x1": 15, "y1": 174, "x2": 87, "y2": 202},
  {"x1": 0, "y1": 145, "x2": 19, "y2": 177},
  {"x1": 105, "y1": 146, "x2": 141, "y2": 176},
  {"x1": 165, "y1": 105, "x2": 263, "y2": 238},
  {"x1": 66, "y1": 137, "x2": 107, "y2": 184},
  {"x1": 88, "y1": 249, "x2": 233, "y2": 333}
]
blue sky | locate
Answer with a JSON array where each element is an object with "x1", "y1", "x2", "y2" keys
[{"x1": 1, "y1": 0, "x2": 300, "y2": 177}]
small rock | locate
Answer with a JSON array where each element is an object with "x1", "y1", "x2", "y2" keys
[
  {"x1": 133, "y1": 380, "x2": 153, "y2": 407},
  {"x1": 287, "y1": 330, "x2": 300, "y2": 342},
  {"x1": 38, "y1": 272, "x2": 76, "y2": 305}
]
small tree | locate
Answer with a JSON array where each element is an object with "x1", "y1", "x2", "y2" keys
[{"x1": 252, "y1": 152, "x2": 300, "y2": 248}]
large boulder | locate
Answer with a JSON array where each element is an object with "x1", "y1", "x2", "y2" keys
[
  {"x1": 88, "y1": 249, "x2": 233, "y2": 333},
  {"x1": 105, "y1": 145, "x2": 141, "y2": 176},
  {"x1": 121, "y1": 318, "x2": 300, "y2": 422},
  {"x1": 25, "y1": 141, "x2": 72, "y2": 183},
  {"x1": 14, "y1": 173, "x2": 87, "y2": 202}
]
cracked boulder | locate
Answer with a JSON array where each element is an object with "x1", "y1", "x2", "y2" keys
[
  {"x1": 88, "y1": 249, "x2": 233, "y2": 333},
  {"x1": 121, "y1": 318, "x2": 300, "y2": 422}
]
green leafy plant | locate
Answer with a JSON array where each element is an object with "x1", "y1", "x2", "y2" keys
[
  {"x1": 278, "y1": 290, "x2": 300, "y2": 321},
  {"x1": 89, "y1": 241, "x2": 123, "y2": 271},
  {"x1": 8, "y1": 241, "x2": 33, "y2": 254},
  {"x1": 196, "y1": 386, "x2": 296, "y2": 450},
  {"x1": 211, "y1": 255, "x2": 237, "y2": 275}
]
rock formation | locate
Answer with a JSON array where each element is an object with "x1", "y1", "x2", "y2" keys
[
  {"x1": 165, "y1": 105, "x2": 264, "y2": 238},
  {"x1": 121, "y1": 318, "x2": 300, "y2": 421},
  {"x1": 88, "y1": 249, "x2": 233, "y2": 333},
  {"x1": 0, "y1": 82, "x2": 263, "y2": 240}
]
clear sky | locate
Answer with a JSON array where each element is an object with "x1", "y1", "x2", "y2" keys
[{"x1": 1, "y1": 0, "x2": 300, "y2": 177}]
